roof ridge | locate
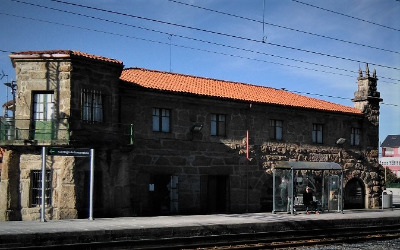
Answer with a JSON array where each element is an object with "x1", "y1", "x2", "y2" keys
[
  {"x1": 123, "y1": 67, "x2": 281, "y2": 91},
  {"x1": 121, "y1": 67, "x2": 363, "y2": 115}
]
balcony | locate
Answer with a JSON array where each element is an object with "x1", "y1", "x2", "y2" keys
[
  {"x1": 0, "y1": 117, "x2": 135, "y2": 147},
  {"x1": 0, "y1": 117, "x2": 70, "y2": 146}
]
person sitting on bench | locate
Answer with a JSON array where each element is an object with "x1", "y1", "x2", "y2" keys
[{"x1": 303, "y1": 186, "x2": 319, "y2": 214}]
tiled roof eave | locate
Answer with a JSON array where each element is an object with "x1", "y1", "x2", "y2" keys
[
  {"x1": 10, "y1": 50, "x2": 123, "y2": 66},
  {"x1": 129, "y1": 83, "x2": 363, "y2": 116}
]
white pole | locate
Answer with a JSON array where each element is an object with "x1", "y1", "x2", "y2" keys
[
  {"x1": 89, "y1": 149, "x2": 95, "y2": 220},
  {"x1": 41, "y1": 147, "x2": 46, "y2": 222}
]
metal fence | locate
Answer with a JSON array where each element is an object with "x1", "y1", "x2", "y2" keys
[{"x1": 0, "y1": 117, "x2": 70, "y2": 142}]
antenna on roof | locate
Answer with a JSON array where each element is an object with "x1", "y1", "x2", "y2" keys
[
  {"x1": 168, "y1": 34, "x2": 173, "y2": 72},
  {"x1": 262, "y1": 0, "x2": 267, "y2": 43},
  {"x1": 0, "y1": 70, "x2": 7, "y2": 80}
]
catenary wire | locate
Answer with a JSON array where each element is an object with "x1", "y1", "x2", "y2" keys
[
  {"x1": 0, "y1": 14, "x2": 398, "y2": 107},
  {"x1": 291, "y1": 0, "x2": 400, "y2": 32},
  {"x1": 9, "y1": 0, "x2": 400, "y2": 84},
  {"x1": 0, "y1": 10, "x2": 400, "y2": 85},
  {"x1": 2, "y1": 2, "x2": 374, "y2": 79},
  {"x1": 35, "y1": 0, "x2": 400, "y2": 71},
  {"x1": 169, "y1": 0, "x2": 400, "y2": 55},
  {"x1": 288, "y1": 89, "x2": 398, "y2": 107}
]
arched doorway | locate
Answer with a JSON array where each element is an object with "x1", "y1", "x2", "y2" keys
[{"x1": 344, "y1": 178, "x2": 365, "y2": 209}]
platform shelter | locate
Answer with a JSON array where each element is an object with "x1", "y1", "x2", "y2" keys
[{"x1": 273, "y1": 161, "x2": 343, "y2": 215}]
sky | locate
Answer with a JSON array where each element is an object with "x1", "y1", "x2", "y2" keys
[{"x1": 0, "y1": 0, "x2": 399, "y2": 146}]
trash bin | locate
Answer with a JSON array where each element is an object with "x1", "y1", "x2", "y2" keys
[{"x1": 382, "y1": 190, "x2": 393, "y2": 210}]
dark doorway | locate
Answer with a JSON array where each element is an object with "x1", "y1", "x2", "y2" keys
[
  {"x1": 202, "y1": 175, "x2": 229, "y2": 214},
  {"x1": 344, "y1": 178, "x2": 365, "y2": 209},
  {"x1": 149, "y1": 175, "x2": 178, "y2": 215}
]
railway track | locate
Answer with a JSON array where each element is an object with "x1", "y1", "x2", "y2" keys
[{"x1": 4, "y1": 223, "x2": 400, "y2": 249}]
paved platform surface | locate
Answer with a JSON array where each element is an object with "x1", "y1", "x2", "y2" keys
[
  {"x1": 1, "y1": 209, "x2": 400, "y2": 248},
  {"x1": 0, "y1": 209, "x2": 399, "y2": 235}
]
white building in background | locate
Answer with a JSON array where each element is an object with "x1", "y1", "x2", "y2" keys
[{"x1": 380, "y1": 135, "x2": 400, "y2": 177}]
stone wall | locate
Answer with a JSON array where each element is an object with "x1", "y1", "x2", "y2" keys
[
  {"x1": 0, "y1": 54, "x2": 383, "y2": 220},
  {"x1": 116, "y1": 87, "x2": 383, "y2": 216}
]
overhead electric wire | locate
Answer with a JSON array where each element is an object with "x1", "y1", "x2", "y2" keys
[
  {"x1": 38, "y1": 0, "x2": 400, "y2": 71},
  {"x1": 291, "y1": 0, "x2": 400, "y2": 32},
  {"x1": 3, "y1": 2, "x2": 362, "y2": 76},
  {"x1": 0, "y1": 16, "x2": 398, "y2": 107},
  {"x1": 0, "y1": 13, "x2": 350, "y2": 78},
  {"x1": 288, "y1": 89, "x2": 399, "y2": 107},
  {"x1": 169, "y1": 0, "x2": 400, "y2": 55},
  {"x1": 7, "y1": 1, "x2": 400, "y2": 85},
  {"x1": 6, "y1": 2, "x2": 400, "y2": 85}
]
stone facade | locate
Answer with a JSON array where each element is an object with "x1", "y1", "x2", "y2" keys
[{"x1": 0, "y1": 51, "x2": 384, "y2": 221}]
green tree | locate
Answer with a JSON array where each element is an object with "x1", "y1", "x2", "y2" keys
[{"x1": 385, "y1": 167, "x2": 400, "y2": 187}]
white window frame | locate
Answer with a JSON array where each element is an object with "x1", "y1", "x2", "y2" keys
[{"x1": 33, "y1": 92, "x2": 54, "y2": 121}]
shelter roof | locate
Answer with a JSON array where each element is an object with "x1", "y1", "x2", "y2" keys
[{"x1": 275, "y1": 161, "x2": 342, "y2": 170}]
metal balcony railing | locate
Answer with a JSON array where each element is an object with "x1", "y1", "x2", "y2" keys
[
  {"x1": 0, "y1": 117, "x2": 135, "y2": 146},
  {"x1": 0, "y1": 117, "x2": 70, "y2": 144}
]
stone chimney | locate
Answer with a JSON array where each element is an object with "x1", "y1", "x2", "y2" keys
[{"x1": 352, "y1": 64, "x2": 383, "y2": 126}]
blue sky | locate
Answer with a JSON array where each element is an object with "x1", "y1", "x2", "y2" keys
[{"x1": 0, "y1": 0, "x2": 399, "y2": 145}]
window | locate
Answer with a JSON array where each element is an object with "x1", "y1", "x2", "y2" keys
[
  {"x1": 82, "y1": 89, "x2": 103, "y2": 123},
  {"x1": 33, "y1": 92, "x2": 55, "y2": 140},
  {"x1": 211, "y1": 114, "x2": 226, "y2": 136},
  {"x1": 312, "y1": 124, "x2": 323, "y2": 144},
  {"x1": 270, "y1": 119, "x2": 283, "y2": 140},
  {"x1": 31, "y1": 170, "x2": 52, "y2": 207},
  {"x1": 153, "y1": 108, "x2": 170, "y2": 132},
  {"x1": 385, "y1": 148, "x2": 394, "y2": 155},
  {"x1": 351, "y1": 127, "x2": 361, "y2": 146},
  {"x1": 33, "y1": 92, "x2": 54, "y2": 121}
]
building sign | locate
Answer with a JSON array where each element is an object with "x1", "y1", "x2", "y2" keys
[{"x1": 48, "y1": 147, "x2": 90, "y2": 157}]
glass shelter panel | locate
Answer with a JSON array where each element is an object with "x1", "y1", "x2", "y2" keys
[
  {"x1": 273, "y1": 162, "x2": 343, "y2": 214},
  {"x1": 273, "y1": 169, "x2": 293, "y2": 212}
]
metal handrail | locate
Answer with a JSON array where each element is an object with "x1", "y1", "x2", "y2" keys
[
  {"x1": 0, "y1": 117, "x2": 135, "y2": 145},
  {"x1": 0, "y1": 117, "x2": 70, "y2": 142}
]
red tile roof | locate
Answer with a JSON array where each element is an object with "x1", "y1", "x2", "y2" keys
[
  {"x1": 10, "y1": 50, "x2": 123, "y2": 65},
  {"x1": 121, "y1": 67, "x2": 363, "y2": 115}
]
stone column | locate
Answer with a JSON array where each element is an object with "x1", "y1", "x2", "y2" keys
[{"x1": 0, "y1": 150, "x2": 21, "y2": 221}]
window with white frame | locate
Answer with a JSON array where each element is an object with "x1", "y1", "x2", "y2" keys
[
  {"x1": 33, "y1": 92, "x2": 55, "y2": 140},
  {"x1": 351, "y1": 127, "x2": 361, "y2": 146},
  {"x1": 385, "y1": 148, "x2": 394, "y2": 155},
  {"x1": 33, "y1": 92, "x2": 55, "y2": 121},
  {"x1": 270, "y1": 119, "x2": 283, "y2": 141},
  {"x1": 312, "y1": 123, "x2": 323, "y2": 144},
  {"x1": 211, "y1": 114, "x2": 226, "y2": 136},
  {"x1": 82, "y1": 89, "x2": 103, "y2": 123},
  {"x1": 153, "y1": 108, "x2": 170, "y2": 132}
]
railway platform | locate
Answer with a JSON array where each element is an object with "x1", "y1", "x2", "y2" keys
[{"x1": 1, "y1": 208, "x2": 400, "y2": 249}]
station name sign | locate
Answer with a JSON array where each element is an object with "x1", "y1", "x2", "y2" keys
[{"x1": 48, "y1": 147, "x2": 90, "y2": 157}]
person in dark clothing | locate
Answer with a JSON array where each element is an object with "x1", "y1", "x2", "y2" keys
[{"x1": 303, "y1": 186, "x2": 319, "y2": 214}]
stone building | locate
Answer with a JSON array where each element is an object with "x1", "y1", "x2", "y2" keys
[{"x1": 0, "y1": 50, "x2": 384, "y2": 221}]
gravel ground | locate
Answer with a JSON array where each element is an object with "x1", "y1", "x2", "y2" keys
[{"x1": 291, "y1": 237, "x2": 400, "y2": 249}]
